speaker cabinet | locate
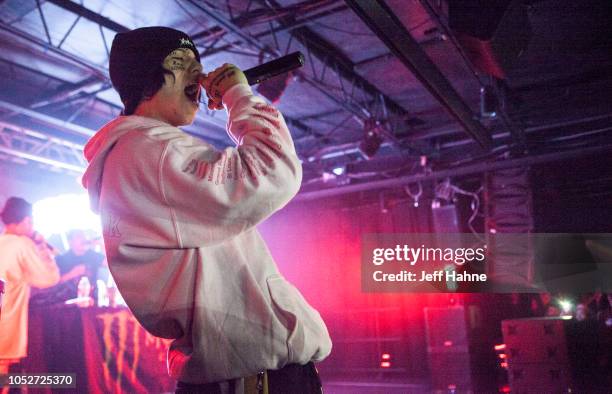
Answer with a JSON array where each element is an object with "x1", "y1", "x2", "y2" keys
[
  {"x1": 425, "y1": 306, "x2": 473, "y2": 393},
  {"x1": 449, "y1": 0, "x2": 532, "y2": 78}
]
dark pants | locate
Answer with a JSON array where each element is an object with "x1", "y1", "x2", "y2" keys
[
  {"x1": 175, "y1": 362, "x2": 322, "y2": 394},
  {"x1": 267, "y1": 362, "x2": 322, "y2": 394}
]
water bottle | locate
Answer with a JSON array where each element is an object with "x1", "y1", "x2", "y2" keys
[
  {"x1": 77, "y1": 276, "x2": 92, "y2": 307},
  {"x1": 96, "y1": 280, "x2": 108, "y2": 307},
  {"x1": 107, "y1": 277, "x2": 117, "y2": 308}
]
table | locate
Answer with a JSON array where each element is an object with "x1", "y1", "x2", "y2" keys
[{"x1": 24, "y1": 304, "x2": 175, "y2": 393}]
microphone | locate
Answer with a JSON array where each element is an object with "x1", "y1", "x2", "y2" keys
[{"x1": 243, "y1": 52, "x2": 305, "y2": 86}]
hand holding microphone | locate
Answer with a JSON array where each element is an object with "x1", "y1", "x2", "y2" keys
[
  {"x1": 200, "y1": 52, "x2": 305, "y2": 111},
  {"x1": 200, "y1": 64, "x2": 248, "y2": 111},
  {"x1": 31, "y1": 231, "x2": 59, "y2": 256}
]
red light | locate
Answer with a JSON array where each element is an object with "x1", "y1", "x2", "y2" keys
[
  {"x1": 494, "y1": 344, "x2": 506, "y2": 351},
  {"x1": 380, "y1": 361, "x2": 391, "y2": 368},
  {"x1": 381, "y1": 353, "x2": 391, "y2": 360},
  {"x1": 498, "y1": 354, "x2": 507, "y2": 359},
  {"x1": 500, "y1": 385, "x2": 511, "y2": 393},
  {"x1": 500, "y1": 362, "x2": 508, "y2": 368},
  {"x1": 444, "y1": 340, "x2": 453, "y2": 347}
]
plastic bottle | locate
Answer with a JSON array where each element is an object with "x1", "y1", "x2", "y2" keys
[
  {"x1": 96, "y1": 279, "x2": 108, "y2": 307},
  {"x1": 107, "y1": 277, "x2": 117, "y2": 308},
  {"x1": 77, "y1": 276, "x2": 92, "y2": 307}
]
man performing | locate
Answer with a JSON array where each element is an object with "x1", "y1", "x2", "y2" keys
[
  {"x1": 0, "y1": 197, "x2": 60, "y2": 376},
  {"x1": 82, "y1": 27, "x2": 331, "y2": 393}
]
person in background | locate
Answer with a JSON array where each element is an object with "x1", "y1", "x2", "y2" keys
[
  {"x1": 0, "y1": 197, "x2": 59, "y2": 376},
  {"x1": 56, "y1": 229, "x2": 107, "y2": 289},
  {"x1": 530, "y1": 292, "x2": 561, "y2": 317}
]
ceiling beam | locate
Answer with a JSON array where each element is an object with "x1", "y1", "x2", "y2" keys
[
  {"x1": 193, "y1": 4, "x2": 349, "y2": 53},
  {"x1": 295, "y1": 144, "x2": 611, "y2": 201},
  {"x1": 262, "y1": 0, "x2": 410, "y2": 121},
  {"x1": 0, "y1": 121, "x2": 86, "y2": 172},
  {"x1": 0, "y1": 23, "x2": 108, "y2": 79},
  {"x1": 46, "y1": 0, "x2": 129, "y2": 33},
  {"x1": 0, "y1": 100, "x2": 95, "y2": 137},
  {"x1": 345, "y1": 0, "x2": 492, "y2": 149}
]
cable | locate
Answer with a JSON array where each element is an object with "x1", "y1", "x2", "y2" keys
[
  {"x1": 404, "y1": 182, "x2": 423, "y2": 207},
  {"x1": 452, "y1": 184, "x2": 483, "y2": 240},
  {"x1": 436, "y1": 179, "x2": 484, "y2": 241}
]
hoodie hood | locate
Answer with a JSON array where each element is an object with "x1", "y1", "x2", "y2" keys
[{"x1": 82, "y1": 116, "x2": 171, "y2": 214}]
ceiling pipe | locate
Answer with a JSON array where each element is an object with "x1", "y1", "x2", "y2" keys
[
  {"x1": 262, "y1": 0, "x2": 410, "y2": 121},
  {"x1": 345, "y1": 0, "x2": 492, "y2": 149},
  {"x1": 294, "y1": 144, "x2": 612, "y2": 201},
  {"x1": 0, "y1": 145, "x2": 85, "y2": 172},
  {"x1": 46, "y1": 0, "x2": 130, "y2": 33},
  {"x1": 0, "y1": 100, "x2": 95, "y2": 137},
  {"x1": 0, "y1": 23, "x2": 108, "y2": 79}
]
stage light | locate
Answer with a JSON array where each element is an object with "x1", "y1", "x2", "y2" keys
[
  {"x1": 358, "y1": 119, "x2": 384, "y2": 159},
  {"x1": 321, "y1": 172, "x2": 336, "y2": 183},
  {"x1": 332, "y1": 166, "x2": 345, "y2": 176},
  {"x1": 33, "y1": 194, "x2": 101, "y2": 238},
  {"x1": 558, "y1": 299, "x2": 572, "y2": 314},
  {"x1": 494, "y1": 344, "x2": 506, "y2": 351},
  {"x1": 381, "y1": 353, "x2": 391, "y2": 360},
  {"x1": 480, "y1": 86, "x2": 497, "y2": 119},
  {"x1": 380, "y1": 361, "x2": 391, "y2": 368}
]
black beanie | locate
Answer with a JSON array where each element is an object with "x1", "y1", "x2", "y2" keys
[
  {"x1": 109, "y1": 26, "x2": 200, "y2": 112},
  {"x1": 1, "y1": 197, "x2": 32, "y2": 225}
]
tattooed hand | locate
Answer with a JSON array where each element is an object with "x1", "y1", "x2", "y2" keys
[{"x1": 200, "y1": 63, "x2": 248, "y2": 110}]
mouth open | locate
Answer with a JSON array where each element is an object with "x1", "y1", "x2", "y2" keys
[{"x1": 184, "y1": 83, "x2": 201, "y2": 104}]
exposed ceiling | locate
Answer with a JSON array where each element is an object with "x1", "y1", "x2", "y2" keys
[{"x1": 0, "y1": 0, "x2": 611, "y2": 198}]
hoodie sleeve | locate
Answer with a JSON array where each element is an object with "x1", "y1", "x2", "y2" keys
[{"x1": 160, "y1": 84, "x2": 302, "y2": 247}]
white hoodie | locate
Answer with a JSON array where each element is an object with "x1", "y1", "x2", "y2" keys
[{"x1": 82, "y1": 84, "x2": 331, "y2": 383}]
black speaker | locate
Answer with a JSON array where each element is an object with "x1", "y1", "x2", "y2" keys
[
  {"x1": 424, "y1": 306, "x2": 473, "y2": 392},
  {"x1": 502, "y1": 318, "x2": 573, "y2": 393},
  {"x1": 449, "y1": 0, "x2": 532, "y2": 78},
  {"x1": 431, "y1": 204, "x2": 460, "y2": 233}
]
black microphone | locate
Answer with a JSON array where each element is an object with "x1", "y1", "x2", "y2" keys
[{"x1": 243, "y1": 52, "x2": 305, "y2": 86}]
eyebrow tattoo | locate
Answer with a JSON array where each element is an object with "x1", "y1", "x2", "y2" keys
[{"x1": 165, "y1": 50, "x2": 188, "y2": 71}]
